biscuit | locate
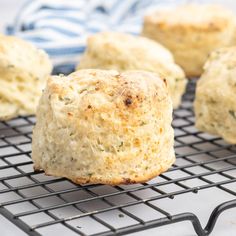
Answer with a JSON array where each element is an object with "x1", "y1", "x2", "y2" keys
[
  {"x1": 32, "y1": 69, "x2": 175, "y2": 185},
  {"x1": 78, "y1": 32, "x2": 187, "y2": 108},
  {"x1": 0, "y1": 35, "x2": 52, "y2": 120},
  {"x1": 142, "y1": 4, "x2": 235, "y2": 77},
  {"x1": 194, "y1": 47, "x2": 236, "y2": 143}
]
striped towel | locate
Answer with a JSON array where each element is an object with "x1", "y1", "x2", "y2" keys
[{"x1": 8, "y1": 0, "x2": 200, "y2": 74}]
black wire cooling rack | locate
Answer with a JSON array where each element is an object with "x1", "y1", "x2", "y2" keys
[{"x1": 0, "y1": 80, "x2": 236, "y2": 236}]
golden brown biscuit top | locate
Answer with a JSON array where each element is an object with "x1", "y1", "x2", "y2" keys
[
  {"x1": 145, "y1": 4, "x2": 234, "y2": 31},
  {"x1": 47, "y1": 69, "x2": 169, "y2": 124}
]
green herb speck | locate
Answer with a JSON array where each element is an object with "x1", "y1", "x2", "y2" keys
[
  {"x1": 209, "y1": 99, "x2": 217, "y2": 104},
  {"x1": 140, "y1": 121, "x2": 147, "y2": 126},
  {"x1": 229, "y1": 110, "x2": 236, "y2": 119},
  {"x1": 175, "y1": 78, "x2": 184, "y2": 82}
]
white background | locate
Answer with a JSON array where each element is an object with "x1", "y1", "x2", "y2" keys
[{"x1": 0, "y1": 0, "x2": 27, "y2": 33}]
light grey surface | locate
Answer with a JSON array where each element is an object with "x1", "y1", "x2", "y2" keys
[
  {"x1": 0, "y1": 0, "x2": 27, "y2": 33},
  {"x1": 0, "y1": 215, "x2": 27, "y2": 236}
]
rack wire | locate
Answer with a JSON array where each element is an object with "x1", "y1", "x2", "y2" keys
[{"x1": 0, "y1": 79, "x2": 235, "y2": 236}]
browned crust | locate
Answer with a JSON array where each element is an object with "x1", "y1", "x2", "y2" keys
[
  {"x1": 144, "y1": 4, "x2": 233, "y2": 33},
  {"x1": 34, "y1": 159, "x2": 174, "y2": 185},
  {"x1": 144, "y1": 17, "x2": 230, "y2": 32},
  {"x1": 184, "y1": 72, "x2": 202, "y2": 78}
]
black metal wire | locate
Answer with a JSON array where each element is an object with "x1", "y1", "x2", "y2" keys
[{"x1": 0, "y1": 79, "x2": 235, "y2": 236}]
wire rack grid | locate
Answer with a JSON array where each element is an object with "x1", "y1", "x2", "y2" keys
[{"x1": 0, "y1": 80, "x2": 235, "y2": 236}]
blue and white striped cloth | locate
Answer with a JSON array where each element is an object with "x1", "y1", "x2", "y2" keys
[{"x1": 8, "y1": 0, "x2": 205, "y2": 74}]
